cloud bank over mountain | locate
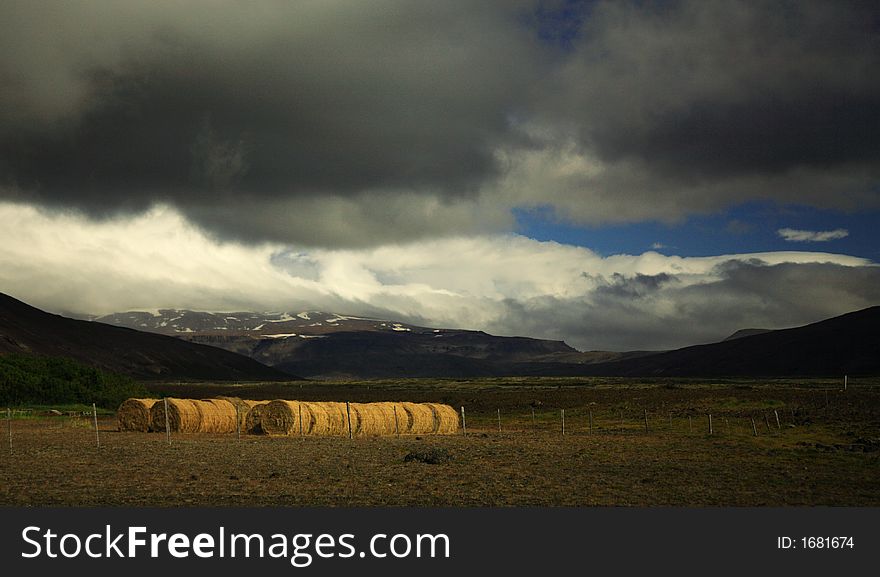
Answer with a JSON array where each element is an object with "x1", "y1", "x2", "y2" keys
[{"x1": 3, "y1": 203, "x2": 877, "y2": 351}]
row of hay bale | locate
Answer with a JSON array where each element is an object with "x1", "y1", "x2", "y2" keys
[
  {"x1": 255, "y1": 400, "x2": 459, "y2": 436},
  {"x1": 116, "y1": 397, "x2": 261, "y2": 433},
  {"x1": 117, "y1": 398, "x2": 459, "y2": 436}
]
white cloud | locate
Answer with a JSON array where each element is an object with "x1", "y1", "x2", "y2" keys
[
  {"x1": 778, "y1": 228, "x2": 850, "y2": 242},
  {"x1": 1, "y1": 202, "x2": 877, "y2": 351}
]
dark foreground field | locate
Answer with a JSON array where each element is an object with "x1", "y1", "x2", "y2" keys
[{"x1": 1, "y1": 378, "x2": 878, "y2": 506}]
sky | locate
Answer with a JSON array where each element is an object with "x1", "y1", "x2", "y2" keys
[{"x1": 1, "y1": 0, "x2": 878, "y2": 351}]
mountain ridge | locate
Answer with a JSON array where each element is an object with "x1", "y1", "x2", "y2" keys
[
  {"x1": 93, "y1": 305, "x2": 880, "y2": 378},
  {"x1": 94, "y1": 308, "x2": 596, "y2": 378},
  {"x1": 7, "y1": 294, "x2": 878, "y2": 379},
  {"x1": 0, "y1": 293, "x2": 294, "y2": 381},
  {"x1": 568, "y1": 306, "x2": 880, "y2": 377}
]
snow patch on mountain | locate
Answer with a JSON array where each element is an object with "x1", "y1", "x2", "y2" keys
[{"x1": 268, "y1": 312, "x2": 295, "y2": 322}]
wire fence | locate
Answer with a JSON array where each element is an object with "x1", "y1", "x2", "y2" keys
[{"x1": 4, "y1": 383, "x2": 873, "y2": 453}]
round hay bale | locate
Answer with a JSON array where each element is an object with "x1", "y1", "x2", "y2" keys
[
  {"x1": 150, "y1": 398, "x2": 202, "y2": 433},
  {"x1": 218, "y1": 397, "x2": 267, "y2": 431},
  {"x1": 374, "y1": 402, "x2": 401, "y2": 435},
  {"x1": 350, "y1": 402, "x2": 396, "y2": 436},
  {"x1": 303, "y1": 402, "x2": 348, "y2": 436},
  {"x1": 401, "y1": 402, "x2": 436, "y2": 434},
  {"x1": 244, "y1": 402, "x2": 271, "y2": 434},
  {"x1": 425, "y1": 403, "x2": 460, "y2": 435},
  {"x1": 116, "y1": 398, "x2": 157, "y2": 432},
  {"x1": 261, "y1": 400, "x2": 302, "y2": 436},
  {"x1": 297, "y1": 401, "x2": 326, "y2": 435},
  {"x1": 197, "y1": 399, "x2": 239, "y2": 433}
]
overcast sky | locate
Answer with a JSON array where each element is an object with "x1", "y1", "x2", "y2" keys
[{"x1": 1, "y1": 0, "x2": 878, "y2": 351}]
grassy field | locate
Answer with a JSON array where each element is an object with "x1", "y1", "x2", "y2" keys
[{"x1": 1, "y1": 378, "x2": 878, "y2": 506}]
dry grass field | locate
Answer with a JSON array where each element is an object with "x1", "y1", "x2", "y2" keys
[{"x1": 1, "y1": 378, "x2": 878, "y2": 506}]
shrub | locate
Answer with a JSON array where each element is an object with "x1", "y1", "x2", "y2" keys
[{"x1": 0, "y1": 354, "x2": 148, "y2": 409}]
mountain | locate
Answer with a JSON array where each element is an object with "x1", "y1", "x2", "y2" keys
[
  {"x1": 92, "y1": 304, "x2": 880, "y2": 379},
  {"x1": 0, "y1": 293, "x2": 293, "y2": 381},
  {"x1": 96, "y1": 309, "x2": 596, "y2": 379},
  {"x1": 573, "y1": 306, "x2": 880, "y2": 377}
]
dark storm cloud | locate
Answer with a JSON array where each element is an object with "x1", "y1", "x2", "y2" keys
[
  {"x1": 1, "y1": 1, "x2": 878, "y2": 243},
  {"x1": 0, "y1": 1, "x2": 543, "y2": 241},
  {"x1": 518, "y1": 0, "x2": 880, "y2": 223},
  {"x1": 555, "y1": 0, "x2": 880, "y2": 176}
]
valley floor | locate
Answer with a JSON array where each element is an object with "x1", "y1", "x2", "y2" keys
[{"x1": 1, "y1": 379, "x2": 878, "y2": 506}]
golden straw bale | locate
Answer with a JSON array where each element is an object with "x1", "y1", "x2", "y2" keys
[
  {"x1": 150, "y1": 398, "x2": 202, "y2": 433},
  {"x1": 373, "y1": 402, "x2": 401, "y2": 435},
  {"x1": 116, "y1": 398, "x2": 157, "y2": 432},
  {"x1": 218, "y1": 397, "x2": 267, "y2": 431},
  {"x1": 400, "y1": 402, "x2": 437, "y2": 434},
  {"x1": 327, "y1": 402, "x2": 351, "y2": 436},
  {"x1": 349, "y1": 402, "x2": 395, "y2": 436},
  {"x1": 304, "y1": 402, "x2": 349, "y2": 436},
  {"x1": 243, "y1": 401, "x2": 271, "y2": 434},
  {"x1": 197, "y1": 399, "x2": 239, "y2": 433},
  {"x1": 296, "y1": 401, "x2": 317, "y2": 435},
  {"x1": 425, "y1": 403, "x2": 460, "y2": 434},
  {"x1": 298, "y1": 401, "x2": 327, "y2": 435},
  {"x1": 261, "y1": 400, "x2": 302, "y2": 435},
  {"x1": 240, "y1": 399, "x2": 267, "y2": 430},
  {"x1": 387, "y1": 402, "x2": 404, "y2": 435}
]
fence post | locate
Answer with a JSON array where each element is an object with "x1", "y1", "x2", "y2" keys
[
  {"x1": 236, "y1": 403, "x2": 241, "y2": 442},
  {"x1": 460, "y1": 406, "x2": 467, "y2": 436},
  {"x1": 6, "y1": 407, "x2": 11, "y2": 452},
  {"x1": 92, "y1": 403, "x2": 100, "y2": 448},
  {"x1": 589, "y1": 411, "x2": 593, "y2": 435},
  {"x1": 751, "y1": 417, "x2": 758, "y2": 436},
  {"x1": 497, "y1": 409, "x2": 501, "y2": 433},
  {"x1": 531, "y1": 407, "x2": 535, "y2": 427},
  {"x1": 393, "y1": 405, "x2": 400, "y2": 438},
  {"x1": 164, "y1": 397, "x2": 170, "y2": 445},
  {"x1": 708, "y1": 413, "x2": 713, "y2": 435},
  {"x1": 346, "y1": 402, "x2": 353, "y2": 440},
  {"x1": 774, "y1": 410, "x2": 781, "y2": 430},
  {"x1": 643, "y1": 409, "x2": 649, "y2": 434},
  {"x1": 561, "y1": 409, "x2": 565, "y2": 436},
  {"x1": 299, "y1": 403, "x2": 304, "y2": 436},
  {"x1": 688, "y1": 415, "x2": 692, "y2": 433}
]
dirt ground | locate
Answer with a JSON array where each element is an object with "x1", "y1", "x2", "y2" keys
[{"x1": 1, "y1": 380, "x2": 878, "y2": 506}]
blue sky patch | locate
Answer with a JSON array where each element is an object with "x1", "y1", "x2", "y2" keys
[{"x1": 514, "y1": 203, "x2": 880, "y2": 260}]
